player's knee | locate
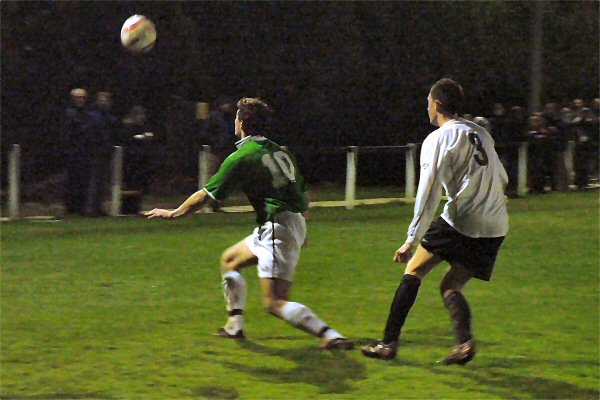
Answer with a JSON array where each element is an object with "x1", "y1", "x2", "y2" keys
[
  {"x1": 440, "y1": 273, "x2": 462, "y2": 303},
  {"x1": 441, "y1": 286, "x2": 459, "y2": 301},
  {"x1": 440, "y1": 274, "x2": 452, "y2": 297},
  {"x1": 405, "y1": 265, "x2": 426, "y2": 280},
  {"x1": 440, "y1": 278, "x2": 448, "y2": 297},
  {"x1": 441, "y1": 270, "x2": 470, "y2": 297},
  {"x1": 220, "y1": 251, "x2": 236, "y2": 272},
  {"x1": 405, "y1": 257, "x2": 428, "y2": 278}
]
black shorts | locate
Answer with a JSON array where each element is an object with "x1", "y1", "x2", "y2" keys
[{"x1": 420, "y1": 217, "x2": 505, "y2": 281}]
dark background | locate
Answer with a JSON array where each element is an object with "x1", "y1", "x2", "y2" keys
[{"x1": 1, "y1": 1, "x2": 598, "y2": 185}]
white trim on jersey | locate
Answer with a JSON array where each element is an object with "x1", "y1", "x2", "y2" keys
[
  {"x1": 235, "y1": 135, "x2": 267, "y2": 149},
  {"x1": 407, "y1": 119, "x2": 509, "y2": 243},
  {"x1": 203, "y1": 187, "x2": 217, "y2": 200}
]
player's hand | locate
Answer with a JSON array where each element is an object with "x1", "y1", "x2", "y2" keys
[
  {"x1": 393, "y1": 242, "x2": 414, "y2": 263},
  {"x1": 145, "y1": 208, "x2": 174, "y2": 219}
]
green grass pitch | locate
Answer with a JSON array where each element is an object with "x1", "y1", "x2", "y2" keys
[{"x1": 1, "y1": 192, "x2": 598, "y2": 399}]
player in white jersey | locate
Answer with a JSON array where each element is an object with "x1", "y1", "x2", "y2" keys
[{"x1": 362, "y1": 78, "x2": 509, "y2": 364}]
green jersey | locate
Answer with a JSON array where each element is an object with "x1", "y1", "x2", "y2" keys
[{"x1": 204, "y1": 135, "x2": 308, "y2": 224}]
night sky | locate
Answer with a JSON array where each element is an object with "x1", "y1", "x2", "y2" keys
[{"x1": 1, "y1": 1, "x2": 598, "y2": 181}]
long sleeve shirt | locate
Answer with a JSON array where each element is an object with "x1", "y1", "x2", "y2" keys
[{"x1": 406, "y1": 119, "x2": 509, "y2": 244}]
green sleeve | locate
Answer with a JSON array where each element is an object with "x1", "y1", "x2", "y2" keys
[{"x1": 203, "y1": 152, "x2": 244, "y2": 201}]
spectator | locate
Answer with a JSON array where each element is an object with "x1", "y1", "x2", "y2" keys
[
  {"x1": 527, "y1": 113, "x2": 553, "y2": 193},
  {"x1": 508, "y1": 106, "x2": 529, "y2": 141},
  {"x1": 199, "y1": 96, "x2": 236, "y2": 212},
  {"x1": 559, "y1": 106, "x2": 577, "y2": 187},
  {"x1": 200, "y1": 96, "x2": 236, "y2": 165},
  {"x1": 589, "y1": 98, "x2": 599, "y2": 183},
  {"x1": 591, "y1": 98, "x2": 600, "y2": 129},
  {"x1": 85, "y1": 92, "x2": 118, "y2": 216},
  {"x1": 542, "y1": 102, "x2": 569, "y2": 191},
  {"x1": 119, "y1": 106, "x2": 155, "y2": 214},
  {"x1": 489, "y1": 103, "x2": 511, "y2": 144},
  {"x1": 488, "y1": 103, "x2": 515, "y2": 194},
  {"x1": 473, "y1": 116, "x2": 491, "y2": 132},
  {"x1": 63, "y1": 88, "x2": 92, "y2": 215},
  {"x1": 571, "y1": 99, "x2": 593, "y2": 189},
  {"x1": 503, "y1": 106, "x2": 529, "y2": 195}
]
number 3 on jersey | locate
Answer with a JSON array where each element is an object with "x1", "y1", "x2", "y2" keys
[
  {"x1": 262, "y1": 151, "x2": 296, "y2": 188},
  {"x1": 468, "y1": 131, "x2": 489, "y2": 166}
]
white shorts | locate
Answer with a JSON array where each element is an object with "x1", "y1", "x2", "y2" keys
[{"x1": 244, "y1": 211, "x2": 306, "y2": 282}]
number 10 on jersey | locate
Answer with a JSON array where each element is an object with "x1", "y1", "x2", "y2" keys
[{"x1": 262, "y1": 151, "x2": 297, "y2": 188}]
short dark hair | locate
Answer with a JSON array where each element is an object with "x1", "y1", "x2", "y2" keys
[
  {"x1": 237, "y1": 97, "x2": 273, "y2": 136},
  {"x1": 430, "y1": 78, "x2": 464, "y2": 116}
]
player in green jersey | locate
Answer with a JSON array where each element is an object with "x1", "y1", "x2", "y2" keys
[{"x1": 146, "y1": 98, "x2": 354, "y2": 350}]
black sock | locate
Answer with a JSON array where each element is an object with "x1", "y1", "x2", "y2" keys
[
  {"x1": 442, "y1": 290, "x2": 472, "y2": 344},
  {"x1": 229, "y1": 309, "x2": 243, "y2": 317},
  {"x1": 318, "y1": 326, "x2": 330, "y2": 338},
  {"x1": 383, "y1": 274, "x2": 421, "y2": 344}
]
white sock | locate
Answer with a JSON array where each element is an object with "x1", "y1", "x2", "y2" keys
[
  {"x1": 222, "y1": 271, "x2": 247, "y2": 311},
  {"x1": 322, "y1": 328, "x2": 344, "y2": 340},
  {"x1": 280, "y1": 301, "x2": 331, "y2": 337},
  {"x1": 225, "y1": 315, "x2": 244, "y2": 334}
]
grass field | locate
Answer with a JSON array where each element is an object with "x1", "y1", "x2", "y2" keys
[{"x1": 1, "y1": 191, "x2": 598, "y2": 399}]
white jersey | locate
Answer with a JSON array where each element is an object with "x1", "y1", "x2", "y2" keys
[{"x1": 407, "y1": 119, "x2": 509, "y2": 243}]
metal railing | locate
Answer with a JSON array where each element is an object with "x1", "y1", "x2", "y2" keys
[{"x1": 4, "y1": 141, "x2": 567, "y2": 219}]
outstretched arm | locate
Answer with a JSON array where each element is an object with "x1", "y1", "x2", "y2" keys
[{"x1": 145, "y1": 189, "x2": 213, "y2": 219}]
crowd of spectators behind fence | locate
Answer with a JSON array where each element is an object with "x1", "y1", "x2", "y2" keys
[
  {"x1": 63, "y1": 88, "x2": 155, "y2": 216},
  {"x1": 463, "y1": 98, "x2": 599, "y2": 197},
  {"x1": 61, "y1": 89, "x2": 598, "y2": 218},
  {"x1": 61, "y1": 89, "x2": 240, "y2": 217}
]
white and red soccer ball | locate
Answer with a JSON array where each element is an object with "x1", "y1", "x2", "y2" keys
[{"x1": 120, "y1": 15, "x2": 156, "y2": 54}]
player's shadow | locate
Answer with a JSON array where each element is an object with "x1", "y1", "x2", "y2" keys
[
  {"x1": 218, "y1": 339, "x2": 367, "y2": 394},
  {"x1": 358, "y1": 329, "x2": 598, "y2": 399},
  {"x1": 402, "y1": 326, "x2": 500, "y2": 348},
  {"x1": 423, "y1": 357, "x2": 599, "y2": 399},
  {"x1": 397, "y1": 357, "x2": 600, "y2": 399},
  {"x1": 190, "y1": 385, "x2": 239, "y2": 400},
  {"x1": 0, "y1": 392, "x2": 113, "y2": 400},
  {"x1": 401, "y1": 327, "x2": 598, "y2": 398}
]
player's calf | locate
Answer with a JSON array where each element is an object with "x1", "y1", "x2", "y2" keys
[
  {"x1": 439, "y1": 284, "x2": 477, "y2": 365},
  {"x1": 270, "y1": 300, "x2": 354, "y2": 350},
  {"x1": 441, "y1": 289, "x2": 473, "y2": 344},
  {"x1": 218, "y1": 271, "x2": 247, "y2": 337}
]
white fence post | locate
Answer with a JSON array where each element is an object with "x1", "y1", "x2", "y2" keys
[
  {"x1": 345, "y1": 146, "x2": 358, "y2": 210},
  {"x1": 565, "y1": 140, "x2": 575, "y2": 188},
  {"x1": 8, "y1": 144, "x2": 21, "y2": 219},
  {"x1": 110, "y1": 146, "x2": 124, "y2": 216},
  {"x1": 405, "y1": 143, "x2": 417, "y2": 199},
  {"x1": 199, "y1": 145, "x2": 211, "y2": 190},
  {"x1": 517, "y1": 142, "x2": 529, "y2": 197}
]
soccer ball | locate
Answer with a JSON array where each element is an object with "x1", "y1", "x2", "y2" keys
[{"x1": 120, "y1": 15, "x2": 156, "y2": 54}]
